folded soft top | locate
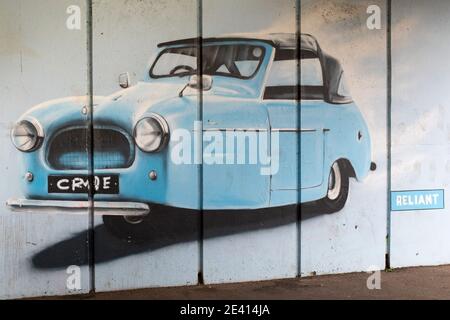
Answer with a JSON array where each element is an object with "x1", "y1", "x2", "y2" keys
[{"x1": 158, "y1": 33, "x2": 320, "y2": 53}]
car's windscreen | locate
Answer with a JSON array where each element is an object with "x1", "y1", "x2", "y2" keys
[
  {"x1": 263, "y1": 49, "x2": 324, "y2": 100},
  {"x1": 150, "y1": 44, "x2": 265, "y2": 79}
]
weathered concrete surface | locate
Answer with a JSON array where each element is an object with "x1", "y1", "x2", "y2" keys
[{"x1": 35, "y1": 265, "x2": 450, "y2": 300}]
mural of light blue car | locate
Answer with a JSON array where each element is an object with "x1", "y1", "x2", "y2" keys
[{"x1": 7, "y1": 33, "x2": 374, "y2": 238}]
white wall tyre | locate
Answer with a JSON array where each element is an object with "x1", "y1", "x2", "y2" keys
[{"x1": 316, "y1": 161, "x2": 349, "y2": 214}]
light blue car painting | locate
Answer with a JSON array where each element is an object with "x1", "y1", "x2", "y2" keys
[{"x1": 7, "y1": 33, "x2": 374, "y2": 238}]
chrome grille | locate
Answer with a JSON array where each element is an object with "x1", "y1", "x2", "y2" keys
[{"x1": 47, "y1": 127, "x2": 134, "y2": 170}]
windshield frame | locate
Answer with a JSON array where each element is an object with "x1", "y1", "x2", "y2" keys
[{"x1": 149, "y1": 43, "x2": 267, "y2": 80}]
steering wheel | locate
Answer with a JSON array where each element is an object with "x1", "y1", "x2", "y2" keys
[{"x1": 169, "y1": 65, "x2": 195, "y2": 75}]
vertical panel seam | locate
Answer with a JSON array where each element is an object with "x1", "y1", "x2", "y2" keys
[
  {"x1": 86, "y1": 0, "x2": 95, "y2": 293},
  {"x1": 296, "y1": 0, "x2": 302, "y2": 278},
  {"x1": 386, "y1": 0, "x2": 392, "y2": 269},
  {"x1": 198, "y1": 0, "x2": 204, "y2": 285}
]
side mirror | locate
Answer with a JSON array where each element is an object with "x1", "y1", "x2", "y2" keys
[
  {"x1": 188, "y1": 75, "x2": 213, "y2": 91},
  {"x1": 118, "y1": 72, "x2": 130, "y2": 89}
]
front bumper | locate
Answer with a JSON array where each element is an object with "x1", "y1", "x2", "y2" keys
[{"x1": 6, "y1": 199, "x2": 149, "y2": 216}]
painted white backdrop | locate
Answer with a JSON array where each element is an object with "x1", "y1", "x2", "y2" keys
[
  {"x1": 0, "y1": 0, "x2": 90, "y2": 299},
  {"x1": 391, "y1": 0, "x2": 450, "y2": 268},
  {"x1": 300, "y1": 0, "x2": 388, "y2": 276}
]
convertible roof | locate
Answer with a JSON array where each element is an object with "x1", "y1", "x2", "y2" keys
[
  {"x1": 157, "y1": 33, "x2": 320, "y2": 53},
  {"x1": 157, "y1": 33, "x2": 351, "y2": 104}
]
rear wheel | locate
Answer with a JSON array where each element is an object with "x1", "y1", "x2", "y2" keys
[{"x1": 316, "y1": 161, "x2": 349, "y2": 213}]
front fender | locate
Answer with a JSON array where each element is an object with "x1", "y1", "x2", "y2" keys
[{"x1": 20, "y1": 96, "x2": 107, "y2": 135}]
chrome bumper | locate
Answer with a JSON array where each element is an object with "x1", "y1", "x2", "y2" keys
[{"x1": 6, "y1": 199, "x2": 149, "y2": 216}]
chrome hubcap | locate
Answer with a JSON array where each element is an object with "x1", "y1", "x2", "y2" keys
[{"x1": 123, "y1": 215, "x2": 145, "y2": 225}]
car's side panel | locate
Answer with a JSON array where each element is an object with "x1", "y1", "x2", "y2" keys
[
  {"x1": 266, "y1": 101, "x2": 298, "y2": 190},
  {"x1": 264, "y1": 101, "x2": 298, "y2": 207},
  {"x1": 322, "y1": 101, "x2": 372, "y2": 182},
  {"x1": 202, "y1": 97, "x2": 271, "y2": 209},
  {"x1": 300, "y1": 101, "x2": 326, "y2": 189},
  {"x1": 299, "y1": 100, "x2": 371, "y2": 204},
  {"x1": 301, "y1": 130, "x2": 326, "y2": 188}
]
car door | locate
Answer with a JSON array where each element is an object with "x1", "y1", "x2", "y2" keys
[
  {"x1": 202, "y1": 97, "x2": 271, "y2": 210},
  {"x1": 300, "y1": 102, "x2": 325, "y2": 189},
  {"x1": 266, "y1": 101, "x2": 325, "y2": 191},
  {"x1": 300, "y1": 55, "x2": 326, "y2": 189},
  {"x1": 264, "y1": 52, "x2": 325, "y2": 199},
  {"x1": 265, "y1": 98, "x2": 299, "y2": 207}
]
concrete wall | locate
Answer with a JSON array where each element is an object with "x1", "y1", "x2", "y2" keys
[
  {"x1": 91, "y1": 0, "x2": 200, "y2": 293},
  {"x1": 300, "y1": 0, "x2": 387, "y2": 276},
  {"x1": 0, "y1": 0, "x2": 90, "y2": 298},
  {"x1": 390, "y1": 0, "x2": 450, "y2": 267},
  {"x1": 0, "y1": 0, "x2": 449, "y2": 299}
]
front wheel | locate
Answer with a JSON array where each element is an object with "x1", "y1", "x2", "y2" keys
[
  {"x1": 103, "y1": 213, "x2": 153, "y2": 243},
  {"x1": 316, "y1": 161, "x2": 349, "y2": 213}
]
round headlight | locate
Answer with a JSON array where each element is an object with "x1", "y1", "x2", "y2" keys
[
  {"x1": 134, "y1": 114, "x2": 169, "y2": 152},
  {"x1": 11, "y1": 119, "x2": 44, "y2": 152}
]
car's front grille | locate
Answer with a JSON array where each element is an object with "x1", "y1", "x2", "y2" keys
[{"x1": 47, "y1": 127, "x2": 134, "y2": 170}]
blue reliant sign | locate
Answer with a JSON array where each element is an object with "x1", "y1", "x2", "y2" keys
[{"x1": 391, "y1": 190, "x2": 445, "y2": 211}]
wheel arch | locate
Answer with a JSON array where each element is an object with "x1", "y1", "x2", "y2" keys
[{"x1": 336, "y1": 158, "x2": 356, "y2": 179}]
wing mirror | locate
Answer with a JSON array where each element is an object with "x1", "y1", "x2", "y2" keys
[
  {"x1": 118, "y1": 72, "x2": 130, "y2": 89},
  {"x1": 179, "y1": 75, "x2": 213, "y2": 97}
]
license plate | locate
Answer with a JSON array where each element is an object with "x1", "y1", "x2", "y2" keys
[{"x1": 48, "y1": 175, "x2": 119, "y2": 194}]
